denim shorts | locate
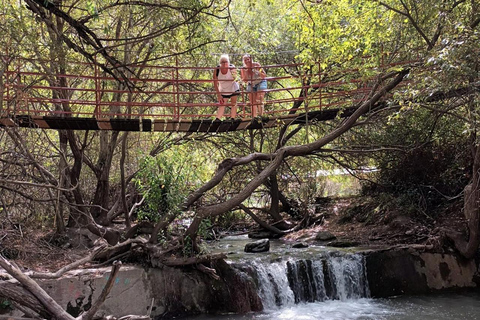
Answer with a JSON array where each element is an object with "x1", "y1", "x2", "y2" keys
[{"x1": 246, "y1": 80, "x2": 267, "y2": 92}]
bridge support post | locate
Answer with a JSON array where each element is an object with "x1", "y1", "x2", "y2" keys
[{"x1": 94, "y1": 56, "x2": 101, "y2": 118}]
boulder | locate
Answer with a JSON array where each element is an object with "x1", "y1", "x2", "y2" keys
[
  {"x1": 315, "y1": 231, "x2": 336, "y2": 241},
  {"x1": 244, "y1": 239, "x2": 270, "y2": 253},
  {"x1": 248, "y1": 230, "x2": 282, "y2": 239},
  {"x1": 326, "y1": 240, "x2": 360, "y2": 248},
  {"x1": 292, "y1": 242, "x2": 309, "y2": 249}
]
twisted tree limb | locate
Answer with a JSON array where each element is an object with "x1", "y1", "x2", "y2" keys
[
  {"x1": 185, "y1": 69, "x2": 410, "y2": 240},
  {"x1": 0, "y1": 254, "x2": 75, "y2": 320}
]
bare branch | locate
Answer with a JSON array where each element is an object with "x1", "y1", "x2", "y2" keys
[
  {"x1": 0, "y1": 255, "x2": 75, "y2": 320},
  {"x1": 79, "y1": 261, "x2": 122, "y2": 320},
  {"x1": 0, "y1": 178, "x2": 76, "y2": 191},
  {"x1": 28, "y1": 245, "x2": 107, "y2": 279},
  {"x1": 378, "y1": 1, "x2": 433, "y2": 48},
  {"x1": 0, "y1": 280, "x2": 48, "y2": 318},
  {"x1": 239, "y1": 204, "x2": 289, "y2": 235},
  {"x1": 24, "y1": 0, "x2": 134, "y2": 87}
]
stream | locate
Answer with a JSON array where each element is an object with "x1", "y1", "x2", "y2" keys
[
  {"x1": 183, "y1": 292, "x2": 480, "y2": 319},
  {"x1": 181, "y1": 235, "x2": 480, "y2": 320}
]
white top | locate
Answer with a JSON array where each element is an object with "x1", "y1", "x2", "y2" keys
[{"x1": 217, "y1": 67, "x2": 238, "y2": 94}]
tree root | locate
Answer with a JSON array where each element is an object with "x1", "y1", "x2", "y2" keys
[
  {"x1": 196, "y1": 263, "x2": 220, "y2": 280},
  {"x1": 160, "y1": 253, "x2": 227, "y2": 267}
]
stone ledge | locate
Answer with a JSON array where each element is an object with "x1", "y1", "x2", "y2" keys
[{"x1": 365, "y1": 248, "x2": 478, "y2": 297}]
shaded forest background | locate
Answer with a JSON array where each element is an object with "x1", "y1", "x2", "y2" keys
[{"x1": 0, "y1": 0, "x2": 479, "y2": 285}]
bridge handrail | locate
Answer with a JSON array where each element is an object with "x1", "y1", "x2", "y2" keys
[{"x1": 1, "y1": 54, "x2": 412, "y2": 121}]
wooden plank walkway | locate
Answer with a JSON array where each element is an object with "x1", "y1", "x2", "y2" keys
[{"x1": 0, "y1": 108, "x2": 356, "y2": 132}]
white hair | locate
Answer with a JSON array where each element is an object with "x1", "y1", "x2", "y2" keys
[{"x1": 219, "y1": 54, "x2": 230, "y2": 63}]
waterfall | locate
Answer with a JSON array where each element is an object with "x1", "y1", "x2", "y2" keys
[
  {"x1": 249, "y1": 253, "x2": 369, "y2": 310},
  {"x1": 325, "y1": 253, "x2": 370, "y2": 300},
  {"x1": 251, "y1": 260, "x2": 295, "y2": 309},
  {"x1": 287, "y1": 259, "x2": 327, "y2": 303}
]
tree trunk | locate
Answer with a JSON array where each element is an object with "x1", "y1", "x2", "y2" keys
[
  {"x1": 66, "y1": 131, "x2": 90, "y2": 227},
  {"x1": 267, "y1": 173, "x2": 283, "y2": 222},
  {"x1": 91, "y1": 131, "x2": 119, "y2": 224},
  {"x1": 56, "y1": 131, "x2": 68, "y2": 234},
  {"x1": 0, "y1": 281, "x2": 50, "y2": 318},
  {"x1": 447, "y1": 145, "x2": 480, "y2": 259},
  {"x1": 120, "y1": 132, "x2": 131, "y2": 228}
]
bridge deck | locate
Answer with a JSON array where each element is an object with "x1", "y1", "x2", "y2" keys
[{"x1": 0, "y1": 108, "x2": 354, "y2": 132}]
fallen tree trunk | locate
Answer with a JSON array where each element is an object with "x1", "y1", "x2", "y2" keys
[
  {"x1": 160, "y1": 253, "x2": 227, "y2": 267},
  {"x1": 239, "y1": 204, "x2": 290, "y2": 235},
  {"x1": 0, "y1": 255, "x2": 76, "y2": 320},
  {"x1": 0, "y1": 280, "x2": 49, "y2": 318},
  {"x1": 0, "y1": 255, "x2": 137, "y2": 319}
]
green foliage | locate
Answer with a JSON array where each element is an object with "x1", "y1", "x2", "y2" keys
[
  {"x1": 182, "y1": 235, "x2": 193, "y2": 257},
  {"x1": 86, "y1": 1, "x2": 99, "y2": 18},
  {"x1": 287, "y1": 175, "x2": 325, "y2": 205},
  {"x1": 213, "y1": 209, "x2": 248, "y2": 230},
  {"x1": 285, "y1": 1, "x2": 394, "y2": 67},
  {"x1": 323, "y1": 174, "x2": 361, "y2": 197},
  {"x1": 362, "y1": 108, "x2": 471, "y2": 211},
  {"x1": 134, "y1": 153, "x2": 194, "y2": 222},
  {"x1": 0, "y1": 299, "x2": 11, "y2": 311},
  {"x1": 228, "y1": 0, "x2": 296, "y2": 55},
  {"x1": 198, "y1": 218, "x2": 213, "y2": 239}
]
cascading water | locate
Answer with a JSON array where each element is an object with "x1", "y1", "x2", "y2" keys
[
  {"x1": 323, "y1": 253, "x2": 370, "y2": 300},
  {"x1": 249, "y1": 253, "x2": 369, "y2": 310},
  {"x1": 286, "y1": 259, "x2": 327, "y2": 303},
  {"x1": 187, "y1": 237, "x2": 479, "y2": 320},
  {"x1": 250, "y1": 261, "x2": 295, "y2": 309}
]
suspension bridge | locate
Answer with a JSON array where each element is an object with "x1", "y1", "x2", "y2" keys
[{"x1": 0, "y1": 55, "x2": 408, "y2": 133}]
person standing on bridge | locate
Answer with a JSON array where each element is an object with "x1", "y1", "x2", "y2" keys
[
  {"x1": 213, "y1": 54, "x2": 240, "y2": 119},
  {"x1": 241, "y1": 54, "x2": 267, "y2": 118}
]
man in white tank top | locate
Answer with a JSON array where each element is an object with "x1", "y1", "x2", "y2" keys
[{"x1": 213, "y1": 54, "x2": 240, "y2": 119}]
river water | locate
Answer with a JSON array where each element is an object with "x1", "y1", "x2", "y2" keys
[
  {"x1": 183, "y1": 291, "x2": 480, "y2": 319},
  {"x1": 181, "y1": 235, "x2": 480, "y2": 320}
]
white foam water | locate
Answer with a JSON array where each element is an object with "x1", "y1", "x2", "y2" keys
[{"x1": 184, "y1": 292, "x2": 480, "y2": 319}]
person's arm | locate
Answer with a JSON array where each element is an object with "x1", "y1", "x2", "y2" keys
[
  {"x1": 240, "y1": 67, "x2": 247, "y2": 82},
  {"x1": 255, "y1": 62, "x2": 266, "y2": 79},
  {"x1": 213, "y1": 68, "x2": 223, "y2": 103}
]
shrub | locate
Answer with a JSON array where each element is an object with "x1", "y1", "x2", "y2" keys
[{"x1": 134, "y1": 154, "x2": 192, "y2": 222}]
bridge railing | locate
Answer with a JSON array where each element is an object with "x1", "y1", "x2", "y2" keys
[{"x1": 0, "y1": 54, "x2": 412, "y2": 121}]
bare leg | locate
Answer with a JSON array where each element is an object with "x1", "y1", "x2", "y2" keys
[
  {"x1": 216, "y1": 104, "x2": 225, "y2": 119},
  {"x1": 230, "y1": 96, "x2": 238, "y2": 118},
  {"x1": 257, "y1": 91, "x2": 265, "y2": 116},
  {"x1": 249, "y1": 92, "x2": 256, "y2": 118},
  {"x1": 253, "y1": 92, "x2": 261, "y2": 117}
]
